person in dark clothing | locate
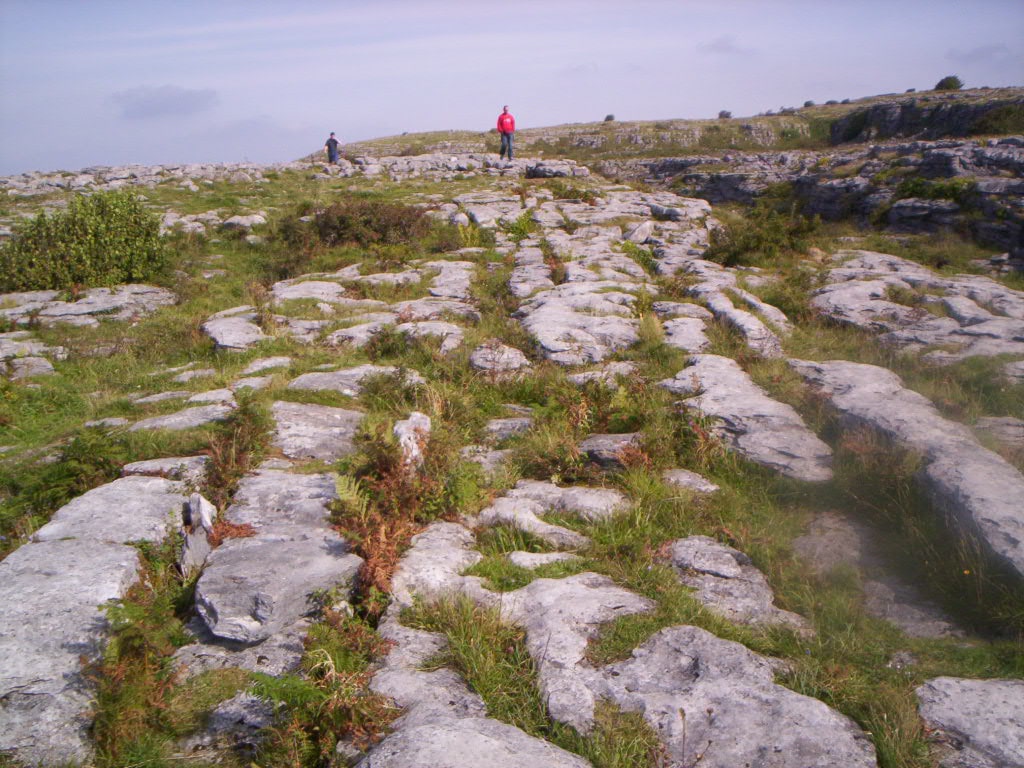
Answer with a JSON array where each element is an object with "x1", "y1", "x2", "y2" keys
[
  {"x1": 496, "y1": 106, "x2": 515, "y2": 161},
  {"x1": 324, "y1": 132, "x2": 340, "y2": 164}
]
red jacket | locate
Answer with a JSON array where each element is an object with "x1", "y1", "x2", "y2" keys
[{"x1": 497, "y1": 112, "x2": 515, "y2": 134}]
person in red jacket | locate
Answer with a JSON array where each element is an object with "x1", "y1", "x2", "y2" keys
[{"x1": 497, "y1": 105, "x2": 515, "y2": 161}]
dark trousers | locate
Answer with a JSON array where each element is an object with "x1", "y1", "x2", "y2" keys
[{"x1": 499, "y1": 132, "x2": 514, "y2": 160}]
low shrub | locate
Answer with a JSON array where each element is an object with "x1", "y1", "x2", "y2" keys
[
  {"x1": 934, "y1": 74, "x2": 964, "y2": 91},
  {"x1": 718, "y1": 110, "x2": 732, "y2": 119},
  {"x1": 704, "y1": 186, "x2": 819, "y2": 267},
  {"x1": 0, "y1": 190, "x2": 167, "y2": 292}
]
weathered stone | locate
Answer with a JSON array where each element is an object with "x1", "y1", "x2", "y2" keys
[
  {"x1": 0, "y1": 284, "x2": 175, "y2": 328},
  {"x1": 668, "y1": 536, "x2": 810, "y2": 632},
  {"x1": 484, "y1": 416, "x2": 533, "y2": 442},
  {"x1": 8, "y1": 356, "x2": 56, "y2": 379},
  {"x1": 394, "y1": 411, "x2": 431, "y2": 470},
  {"x1": 506, "y1": 551, "x2": 581, "y2": 569},
  {"x1": 469, "y1": 342, "x2": 531, "y2": 372},
  {"x1": 390, "y1": 523, "x2": 484, "y2": 609},
  {"x1": 129, "y1": 403, "x2": 234, "y2": 431},
  {"x1": 660, "y1": 355, "x2": 833, "y2": 482},
  {"x1": 188, "y1": 388, "x2": 236, "y2": 405},
  {"x1": 589, "y1": 626, "x2": 877, "y2": 768},
  {"x1": 975, "y1": 416, "x2": 1024, "y2": 448},
  {"x1": 180, "y1": 493, "x2": 216, "y2": 578},
  {"x1": 356, "y1": 717, "x2": 592, "y2": 768},
  {"x1": 241, "y1": 356, "x2": 292, "y2": 375},
  {"x1": 916, "y1": 677, "x2": 1024, "y2": 768},
  {"x1": 0, "y1": 539, "x2": 142, "y2": 766},
  {"x1": 578, "y1": 432, "x2": 641, "y2": 467},
  {"x1": 507, "y1": 479, "x2": 629, "y2": 521},
  {"x1": 196, "y1": 536, "x2": 361, "y2": 644},
  {"x1": 133, "y1": 389, "x2": 190, "y2": 404},
  {"x1": 791, "y1": 358, "x2": 1024, "y2": 581},
  {"x1": 177, "y1": 693, "x2": 275, "y2": 762},
  {"x1": 202, "y1": 315, "x2": 267, "y2": 351},
  {"x1": 499, "y1": 573, "x2": 654, "y2": 732},
  {"x1": 271, "y1": 401, "x2": 363, "y2": 461},
  {"x1": 662, "y1": 468, "x2": 720, "y2": 494},
  {"x1": 32, "y1": 475, "x2": 188, "y2": 545},
  {"x1": 121, "y1": 455, "x2": 210, "y2": 485},
  {"x1": 288, "y1": 364, "x2": 425, "y2": 396}
]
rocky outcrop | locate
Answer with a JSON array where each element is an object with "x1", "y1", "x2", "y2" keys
[
  {"x1": 660, "y1": 355, "x2": 833, "y2": 482},
  {"x1": 791, "y1": 358, "x2": 1024, "y2": 582}
]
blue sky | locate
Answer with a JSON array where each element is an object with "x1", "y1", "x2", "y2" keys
[{"x1": 1, "y1": 0, "x2": 1021, "y2": 175}]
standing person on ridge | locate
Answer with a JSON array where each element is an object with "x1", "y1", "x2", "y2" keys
[
  {"x1": 496, "y1": 105, "x2": 515, "y2": 162},
  {"x1": 324, "y1": 132, "x2": 340, "y2": 164}
]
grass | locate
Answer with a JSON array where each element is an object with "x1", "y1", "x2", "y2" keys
[
  {"x1": 4, "y1": 139, "x2": 1024, "y2": 768},
  {"x1": 405, "y1": 598, "x2": 666, "y2": 768}
]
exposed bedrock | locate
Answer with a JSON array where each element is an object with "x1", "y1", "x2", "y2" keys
[
  {"x1": 660, "y1": 354, "x2": 833, "y2": 482},
  {"x1": 791, "y1": 358, "x2": 1024, "y2": 581}
]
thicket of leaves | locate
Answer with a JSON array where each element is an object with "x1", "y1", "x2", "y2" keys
[{"x1": 0, "y1": 190, "x2": 167, "y2": 291}]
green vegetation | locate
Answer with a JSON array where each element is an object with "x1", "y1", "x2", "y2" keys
[
  {"x1": 0, "y1": 190, "x2": 167, "y2": 291},
  {"x1": 704, "y1": 186, "x2": 819, "y2": 267},
  {"x1": 2, "y1": 120, "x2": 1023, "y2": 768},
  {"x1": 406, "y1": 598, "x2": 666, "y2": 768},
  {"x1": 934, "y1": 74, "x2": 964, "y2": 91}
]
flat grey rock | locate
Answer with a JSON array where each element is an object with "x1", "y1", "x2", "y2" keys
[
  {"x1": 662, "y1": 316, "x2": 711, "y2": 351},
  {"x1": 174, "y1": 617, "x2": 310, "y2": 679},
  {"x1": 32, "y1": 475, "x2": 188, "y2": 545},
  {"x1": 662, "y1": 468, "x2": 720, "y2": 494},
  {"x1": 121, "y1": 455, "x2": 211, "y2": 485},
  {"x1": 506, "y1": 551, "x2": 581, "y2": 569},
  {"x1": 660, "y1": 355, "x2": 833, "y2": 482},
  {"x1": 566, "y1": 361, "x2": 638, "y2": 387},
  {"x1": 508, "y1": 479, "x2": 629, "y2": 521},
  {"x1": 578, "y1": 432, "x2": 641, "y2": 467},
  {"x1": 288, "y1": 364, "x2": 425, "y2": 397},
  {"x1": 390, "y1": 522, "x2": 485, "y2": 609},
  {"x1": 589, "y1": 626, "x2": 877, "y2": 768},
  {"x1": 469, "y1": 342, "x2": 531, "y2": 372},
  {"x1": 484, "y1": 416, "x2": 534, "y2": 442},
  {"x1": 241, "y1": 356, "x2": 292, "y2": 375},
  {"x1": 129, "y1": 403, "x2": 234, "y2": 431},
  {"x1": 916, "y1": 677, "x2": 1024, "y2": 768},
  {"x1": 195, "y1": 535, "x2": 361, "y2": 644},
  {"x1": 668, "y1": 536, "x2": 811, "y2": 632},
  {"x1": 396, "y1": 320, "x2": 464, "y2": 355},
  {"x1": 791, "y1": 358, "x2": 1024, "y2": 581},
  {"x1": 975, "y1": 416, "x2": 1024, "y2": 448},
  {"x1": 188, "y1": 388, "x2": 236, "y2": 405},
  {"x1": 193, "y1": 468, "x2": 362, "y2": 644},
  {"x1": 8, "y1": 356, "x2": 55, "y2": 379},
  {"x1": 812, "y1": 250, "x2": 1024, "y2": 363},
  {"x1": 356, "y1": 717, "x2": 592, "y2": 768},
  {"x1": 271, "y1": 400, "x2": 363, "y2": 461},
  {"x1": 133, "y1": 389, "x2": 190, "y2": 404},
  {"x1": 499, "y1": 572, "x2": 654, "y2": 732},
  {"x1": 474, "y1": 496, "x2": 590, "y2": 549},
  {"x1": 231, "y1": 375, "x2": 273, "y2": 391},
  {"x1": 202, "y1": 314, "x2": 267, "y2": 351},
  {"x1": 370, "y1": 610, "x2": 487, "y2": 728},
  {"x1": 0, "y1": 284, "x2": 175, "y2": 328},
  {"x1": 0, "y1": 539, "x2": 142, "y2": 766}
]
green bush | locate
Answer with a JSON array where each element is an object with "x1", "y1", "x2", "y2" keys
[
  {"x1": 704, "y1": 186, "x2": 819, "y2": 267},
  {"x1": 895, "y1": 176, "x2": 977, "y2": 206},
  {"x1": 277, "y1": 198, "x2": 459, "y2": 255},
  {"x1": 0, "y1": 190, "x2": 167, "y2": 292},
  {"x1": 934, "y1": 74, "x2": 964, "y2": 91}
]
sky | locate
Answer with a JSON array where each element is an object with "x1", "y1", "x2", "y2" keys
[{"x1": 1, "y1": 0, "x2": 1022, "y2": 175}]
